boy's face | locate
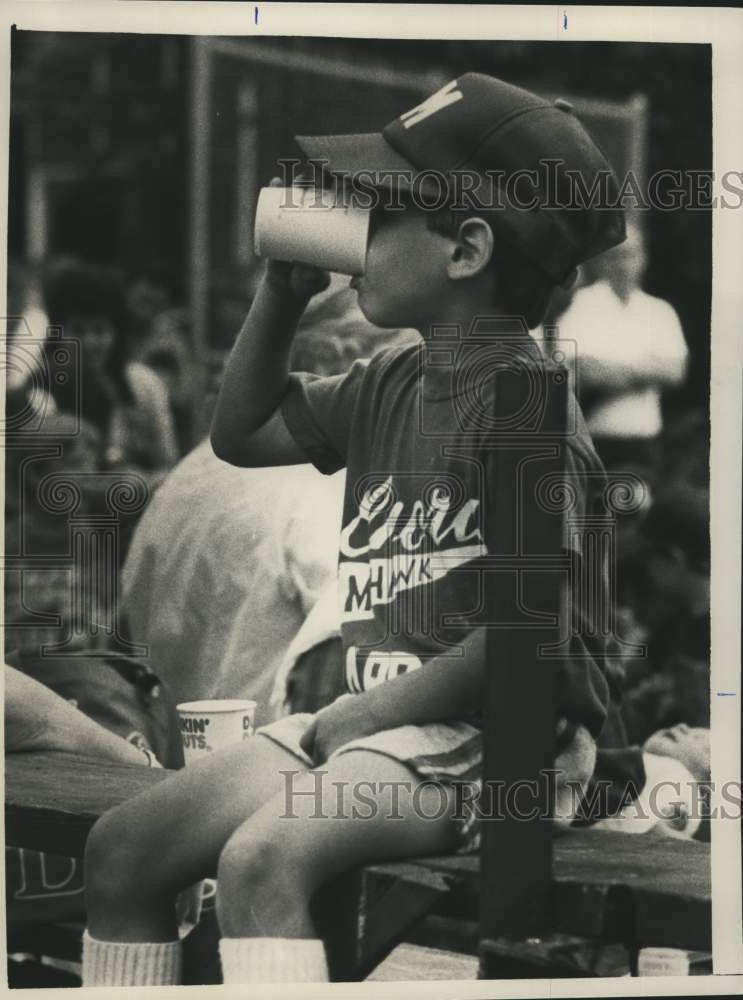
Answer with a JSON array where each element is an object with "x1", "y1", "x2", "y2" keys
[{"x1": 350, "y1": 208, "x2": 450, "y2": 331}]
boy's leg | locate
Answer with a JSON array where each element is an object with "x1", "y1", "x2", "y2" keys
[
  {"x1": 85, "y1": 734, "x2": 308, "y2": 944},
  {"x1": 216, "y1": 749, "x2": 459, "y2": 944}
]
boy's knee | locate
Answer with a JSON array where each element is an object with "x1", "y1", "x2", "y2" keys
[
  {"x1": 85, "y1": 804, "x2": 169, "y2": 905},
  {"x1": 216, "y1": 822, "x2": 311, "y2": 935},
  {"x1": 217, "y1": 818, "x2": 310, "y2": 907},
  {"x1": 217, "y1": 825, "x2": 280, "y2": 889}
]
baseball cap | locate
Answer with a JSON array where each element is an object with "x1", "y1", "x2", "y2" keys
[{"x1": 296, "y1": 73, "x2": 626, "y2": 287}]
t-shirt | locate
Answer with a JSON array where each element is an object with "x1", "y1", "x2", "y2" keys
[{"x1": 282, "y1": 339, "x2": 622, "y2": 738}]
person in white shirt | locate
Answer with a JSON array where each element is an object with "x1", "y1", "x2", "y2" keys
[
  {"x1": 120, "y1": 441, "x2": 345, "y2": 727},
  {"x1": 556, "y1": 222, "x2": 688, "y2": 471}
]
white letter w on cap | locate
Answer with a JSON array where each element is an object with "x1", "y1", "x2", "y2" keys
[{"x1": 400, "y1": 80, "x2": 463, "y2": 129}]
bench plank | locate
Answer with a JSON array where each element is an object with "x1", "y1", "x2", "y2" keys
[
  {"x1": 374, "y1": 829, "x2": 709, "y2": 898},
  {"x1": 365, "y1": 829, "x2": 711, "y2": 951},
  {"x1": 5, "y1": 752, "x2": 171, "y2": 858}
]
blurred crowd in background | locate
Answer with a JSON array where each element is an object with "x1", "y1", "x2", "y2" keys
[{"x1": 4, "y1": 34, "x2": 711, "y2": 761}]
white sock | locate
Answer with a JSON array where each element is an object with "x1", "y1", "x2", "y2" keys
[
  {"x1": 81, "y1": 929, "x2": 182, "y2": 986},
  {"x1": 219, "y1": 936, "x2": 328, "y2": 983}
]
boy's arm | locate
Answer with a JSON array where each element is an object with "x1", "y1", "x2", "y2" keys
[
  {"x1": 303, "y1": 610, "x2": 614, "y2": 766},
  {"x1": 300, "y1": 630, "x2": 485, "y2": 764},
  {"x1": 364, "y1": 630, "x2": 486, "y2": 725},
  {"x1": 210, "y1": 257, "x2": 329, "y2": 468}
]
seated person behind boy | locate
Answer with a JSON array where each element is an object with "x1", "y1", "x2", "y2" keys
[{"x1": 82, "y1": 74, "x2": 627, "y2": 987}]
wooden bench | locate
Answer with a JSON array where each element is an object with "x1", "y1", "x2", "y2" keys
[
  {"x1": 344, "y1": 829, "x2": 710, "y2": 978},
  {"x1": 4, "y1": 753, "x2": 170, "y2": 982},
  {"x1": 5, "y1": 752, "x2": 171, "y2": 858},
  {"x1": 5, "y1": 751, "x2": 711, "y2": 982}
]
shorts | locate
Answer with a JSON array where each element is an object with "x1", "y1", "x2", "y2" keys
[
  {"x1": 256, "y1": 699, "x2": 596, "y2": 855},
  {"x1": 255, "y1": 704, "x2": 483, "y2": 854}
]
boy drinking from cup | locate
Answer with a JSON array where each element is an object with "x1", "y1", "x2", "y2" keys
[{"x1": 83, "y1": 73, "x2": 626, "y2": 985}]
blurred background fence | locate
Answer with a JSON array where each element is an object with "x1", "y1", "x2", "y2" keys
[{"x1": 8, "y1": 33, "x2": 711, "y2": 440}]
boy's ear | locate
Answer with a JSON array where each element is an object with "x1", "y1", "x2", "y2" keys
[{"x1": 448, "y1": 217, "x2": 494, "y2": 281}]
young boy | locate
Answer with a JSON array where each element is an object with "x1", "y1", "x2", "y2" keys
[{"x1": 82, "y1": 73, "x2": 626, "y2": 986}]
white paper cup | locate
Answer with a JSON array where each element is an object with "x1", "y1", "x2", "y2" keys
[
  {"x1": 637, "y1": 947, "x2": 690, "y2": 976},
  {"x1": 177, "y1": 699, "x2": 257, "y2": 765},
  {"x1": 254, "y1": 186, "x2": 370, "y2": 275}
]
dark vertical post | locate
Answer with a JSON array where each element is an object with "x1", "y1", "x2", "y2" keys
[{"x1": 479, "y1": 359, "x2": 568, "y2": 978}]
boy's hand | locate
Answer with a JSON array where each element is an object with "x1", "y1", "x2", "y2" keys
[
  {"x1": 265, "y1": 259, "x2": 330, "y2": 303},
  {"x1": 263, "y1": 177, "x2": 331, "y2": 303},
  {"x1": 299, "y1": 694, "x2": 385, "y2": 766}
]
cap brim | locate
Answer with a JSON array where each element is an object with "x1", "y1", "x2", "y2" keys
[{"x1": 295, "y1": 132, "x2": 416, "y2": 185}]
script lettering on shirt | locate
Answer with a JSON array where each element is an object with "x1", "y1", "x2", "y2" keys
[{"x1": 339, "y1": 477, "x2": 483, "y2": 559}]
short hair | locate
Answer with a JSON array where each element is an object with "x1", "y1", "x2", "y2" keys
[{"x1": 425, "y1": 205, "x2": 558, "y2": 329}]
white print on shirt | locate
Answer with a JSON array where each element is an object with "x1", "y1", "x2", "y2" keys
[
  {"x1": 400, "y1": 80, "x2": 463, "y2": 129},
  {"x1": 340, "y1": 545, "x2": 486, "y2": 623},
  {"x1": 346, "y1": 646, "x2": 423, "y2": 692},
  {"x1": 339, "y1": 477, "x2": 483, "y2": 560}
]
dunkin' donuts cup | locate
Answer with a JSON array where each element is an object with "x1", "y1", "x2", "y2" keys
[
  {"x1": 177, "y1": 699, "x2": 257, "y2": 765},
  {"x1": 254, "y1": 186, "x2": 370, "y2": 275}
]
